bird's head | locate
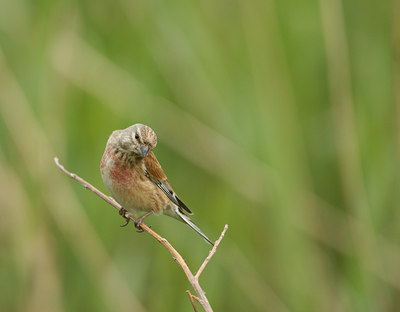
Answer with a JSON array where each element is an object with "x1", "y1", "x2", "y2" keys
[{"x1": 114, "y1": 124, "x2": 157, "y2": 159}]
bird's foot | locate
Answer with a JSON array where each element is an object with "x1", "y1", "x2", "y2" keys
[
  {"x1": 134, "y1": 211, "x2": 154, "y2": 232},
  {"x1": 119, "y1": 208, "x2": 130, "y2": 227}
]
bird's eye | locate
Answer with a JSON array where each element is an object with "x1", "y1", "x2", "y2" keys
[{"x1": 135, "y1": 133, "x2": 139, "y2": 140}]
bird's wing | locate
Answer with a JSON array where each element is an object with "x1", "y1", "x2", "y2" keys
[{"x1": 144, "y1": 152, "x2": 193, "y2": 215}]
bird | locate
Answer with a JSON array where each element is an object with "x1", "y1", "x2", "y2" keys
[{"x1": 100, "y1": 123, "x2": 214, "y2": 245}]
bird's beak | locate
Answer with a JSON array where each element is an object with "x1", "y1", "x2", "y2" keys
[{"x1": 140, "y1": 145, "x2": 149, "y2": 158}]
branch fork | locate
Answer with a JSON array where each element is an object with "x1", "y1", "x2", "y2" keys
[{"x1": 54, "y1": 157, "x2": 227, "y2": 312}]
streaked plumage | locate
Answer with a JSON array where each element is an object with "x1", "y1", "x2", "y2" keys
[{"x1": 100, "y1": 124, "x2": 213, "y2": 245}]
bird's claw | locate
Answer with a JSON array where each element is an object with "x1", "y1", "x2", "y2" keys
[
  {"x1": 133, "y1": 211, "x2": 154, "y2": 232},
  {"x1": 136, "y1": 227, "x2": 144, "y2": 233},
  {"x1": 119, "y1": 208, "x2": 130, "y2": 227},
  {"x1": 133, "y1": 218, "x2": 145, "y2": 232},
  {"x1": 120, "y1": 219, "x2": 130, "y2": 227}
]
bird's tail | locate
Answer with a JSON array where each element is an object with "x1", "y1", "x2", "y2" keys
[{"x1": 175, "y1": 209, "x2": 214, "y2": 246}]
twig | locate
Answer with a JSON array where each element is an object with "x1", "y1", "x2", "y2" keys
[
  {"x1": 54, "y1": 157, "x2": 227, "y2": 312},
  {"x1": 196, "y1": 224, "x2": 228, "y2": 279},
  {"x1": 186, "y1": 290, "x2": 199, "y2": 312}
]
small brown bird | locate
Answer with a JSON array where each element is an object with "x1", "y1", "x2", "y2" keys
[{"x1": 100, "y1": 124, "x2": 213, "y2": 245}]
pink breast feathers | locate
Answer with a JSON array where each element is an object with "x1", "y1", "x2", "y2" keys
[
  {"x1": 101, "y1": 148, "x2": 136, "y2": 188},
  {"x1": 110, "y1": 161, "x2": 135, "y2": 187}
]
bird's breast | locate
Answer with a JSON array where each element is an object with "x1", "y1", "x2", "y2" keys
[
  {"x1": 101, "y1": 149, "x2": 138, "y2": 188},
  {"x1": 101, "y1": 148, "x2": 167, "y2": 215}
]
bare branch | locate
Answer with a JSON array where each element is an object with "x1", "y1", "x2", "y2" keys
[
  {"x1": 54, "y1": 157, "x2": 122, "y2": 212},
  {"x1": 196, "y1": 224, "x2": 228, "y2": 280},
  {"x1": 186, "y1": 290, "x2": 199, "y2": 312},
  {"x1": 54, "y1": 157, "x2": 227, "y2": 312}
]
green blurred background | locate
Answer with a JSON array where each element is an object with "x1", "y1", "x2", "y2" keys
[{"x1": 0, "y1": 0, "x2": 399, "y2": 311}]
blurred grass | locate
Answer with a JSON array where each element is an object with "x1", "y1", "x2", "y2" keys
[{"x1": 0, "y1": 0, "x2": 399, "y2": 311}]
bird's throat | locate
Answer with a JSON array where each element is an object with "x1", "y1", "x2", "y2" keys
[{"x1": 113, "y1": 147, "x2": 142, "y2": 168}]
